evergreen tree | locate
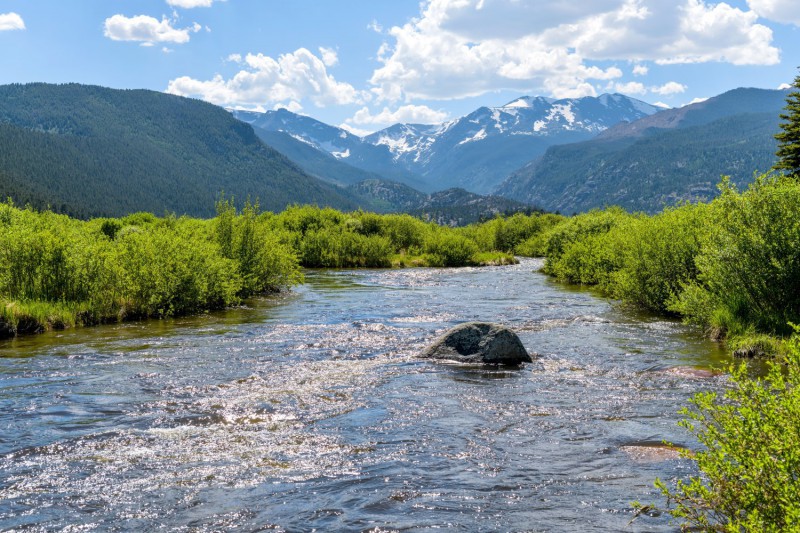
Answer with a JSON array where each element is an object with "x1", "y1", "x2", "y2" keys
[{"x1": 774, "y1": 70, "x2": 800, "y2": 177}]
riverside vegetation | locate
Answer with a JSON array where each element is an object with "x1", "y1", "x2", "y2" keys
[{"x1": 0, "y1": 198, "x2": 529, "y2": 338}]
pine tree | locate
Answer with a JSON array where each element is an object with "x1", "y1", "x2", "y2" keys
[{"x1": 774, "y1": 70, "x2": 800, "y2": 177}]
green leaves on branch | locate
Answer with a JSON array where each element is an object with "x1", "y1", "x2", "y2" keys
[{"x1": 654, "y1": 330, "x2": 800, "y2": 531}]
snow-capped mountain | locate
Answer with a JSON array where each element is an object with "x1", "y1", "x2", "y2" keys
[
  {"x1": 233, "y1": 93, "x2": 661, "y2": 194},
  {"x1": 363, "y1": 93, "x2": 660, "y2": 193},
  {"x1": 231, "y1": 108, "x2": 428, "y2": 189}
]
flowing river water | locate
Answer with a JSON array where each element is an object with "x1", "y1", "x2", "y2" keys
[{"x1": 0, "y1": 259, "x2": 731, "y2": 532}]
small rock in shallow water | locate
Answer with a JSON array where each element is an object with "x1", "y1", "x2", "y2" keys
[{"x1": 421, "y1": 322, "x2": 532, "y2": 365}]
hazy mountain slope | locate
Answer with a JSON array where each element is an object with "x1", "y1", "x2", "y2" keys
[
  {"x1": 232, "y1": 108, "x2": 430, "y2": 191},
  {"x1": 346, "y1": 179, "x2": 427, "y2": 212},
  {"x1": 496, "y1": 88, "x2": 787, "y2": 214},
  {"x1": 0, "y1": 83, "x2": 358, "y2": 218},
  {"x1": 409, "y1": 188, "x2": 534, "y2": 226},
  {"x1": 252, "y1": 128, "x2": 387, "y2": 186}
]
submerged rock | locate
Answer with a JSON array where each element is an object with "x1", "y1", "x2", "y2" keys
[{"x1": 421, "y1": 322, "x2": 532, "y2": 365}]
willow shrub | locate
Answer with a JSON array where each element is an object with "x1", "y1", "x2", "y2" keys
[
  {"x1": 0, "y1": 201, "x2": 302, "y2": 335},
  {"x1": 612, "y1": 203, "x2": 712, "y2": 314},
  {"x1": 424, "y1": 230, "x2": 479, "y2": 267},
  {"x1": 670, "y1": 175, "x2": 800, "y2": 336},
  {"x1": 299, "y1": 228, "x2": 393, "y2": 268},
  {"x1": 539, "y1": 207, "x2": 632, "y2": 285},
  {"x1": 459, "y1": 212, "x2": 565, "y2": 255},
  {"x1": 652, "y1": 330, "x2": 800, "y2": 531}
]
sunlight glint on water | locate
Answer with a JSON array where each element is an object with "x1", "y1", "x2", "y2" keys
[{"x1": 0, "y1": 259, "x2": 728, "y2": 531}]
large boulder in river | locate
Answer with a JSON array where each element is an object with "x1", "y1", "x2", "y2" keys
[{"x1": 421, "y1": 322, "x2": 532, "y2": 365}]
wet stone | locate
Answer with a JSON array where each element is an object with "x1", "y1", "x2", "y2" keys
[{"x1": 421, "y1": 322, "x2": 532, "y2": 365}]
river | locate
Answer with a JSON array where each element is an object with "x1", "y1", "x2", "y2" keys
[{"x1": 0, "y1": 259, "x2": 730, "y2": 531}]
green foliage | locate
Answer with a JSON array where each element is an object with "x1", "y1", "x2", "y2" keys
[
  {"x1": 523, "y1": 175, "x2": 800, "y2": 342},
  {"x1": 653, "y1": 330, "x2": 800, "y2": 531},
  {"x1": 539, "y1": 207, "x2": 632, "y2": 284},
  {"x1": 269, "y1": 205, "x2": 519, "y2": 269},
  {"x1": 671, "y1": 176, "x2": 800, "y2": 337},
  {"x1": 0, "y1": 202, "x2": 573, "y2": 338},
  {"x1": 424, "y1": 230, "x2": 479, "y2": 267},
  {"x1": 0, "y1": 202, "x2": 301, "y2": 337},
  {"x1": 613, "y1": 203, "x2": 711, "y2": 313},
  {"x1": 774, "y1": 71, "x2": 800, "y2": 177}
]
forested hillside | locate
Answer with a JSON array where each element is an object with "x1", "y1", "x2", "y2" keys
[
  {"x1": 0, "y1": 83, "x2": 358, "y2": 218},
  {"x1": 496, "y1": 88, "x2": 786, "y2": 213}
]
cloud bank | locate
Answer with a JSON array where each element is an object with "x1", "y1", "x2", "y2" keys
[
  {"x1": 369, "y1": 0, "x2": 779, "y2": 102},
  {"x1": 747, "y1": 0, "x2": 800, "y2": 26},
  {"x1": 166, "y1": 48, "x2": 365, "y2": 108}
]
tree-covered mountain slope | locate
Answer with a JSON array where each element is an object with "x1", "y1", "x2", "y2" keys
[
  {"x1": 0, "y1": 83, "x2": 358, "y2": 218},
  {"x1": 496, "y1": 88, "x2": 787, "y2": 213}
]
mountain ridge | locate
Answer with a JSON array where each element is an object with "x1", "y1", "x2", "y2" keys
[
  {"x1": 495, "y1": 87, "x2": 788, "y2": 214},
  {"x1": 235, "y1": 93, "x2": 660, "y2": 194},
  {"x1": 0, "y1": 83, "x2": 359, "y2": 218}
]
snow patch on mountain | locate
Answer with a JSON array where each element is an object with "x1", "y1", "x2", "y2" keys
[{"x1": 458, "y1": 128, "x2": 487, "y2": 145}]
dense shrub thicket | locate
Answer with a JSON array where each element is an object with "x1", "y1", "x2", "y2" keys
[
  {"x1": 528, "y1": 174, "x2": 800, "y2": 348},
  {"x1": 0, "y1": 199, "x2": 301, "y2": 336},
  {"x1": 0, "y1": 201, "x2": 558, "y2": 337}
]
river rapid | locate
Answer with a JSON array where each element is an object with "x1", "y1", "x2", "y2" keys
[{"x1": 0, "y1": 259, "x2": 730, "y2": 532}]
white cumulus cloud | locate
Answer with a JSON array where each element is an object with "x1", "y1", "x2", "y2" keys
[
  {"x1": 339, "y1": 123, "x2": 373, "y2": 138},
  {"x1": 0, "y1": 12, "x2": 25, "y2": 31},
  {"x1": 318, "y1": 47, "x2": 338, "y2": 67},
  {"x1": 747, "y1": 0, "x2": 800, "y2": 26},
  {"x1": 104, "y1": 14, "x2": 201, "y2": 45},
  {"x1": 274, "y1": 101, "x2": 304, "y2": 113},
  {"x1": 613, "y1": 81, "x2": 648, "y2": 95},
  {"x1": 651, "y1": 81, "x2": 688, "y2": 95},
  {"x1": 632, "y1": 64, "x2": 649, "y2": 76},
  {"x1": 369, "y1": 0, "x2": 780, "y2": 103},
  {"x1": 166, "y1": 48, "x2": 365, "y2": 109},
  {"x1": 347, "y1": 104, "x2": 449, "y2": 127}
]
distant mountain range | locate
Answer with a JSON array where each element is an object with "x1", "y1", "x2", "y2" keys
[
  {"x1": 495, "y1": 88, "x2": 787, "y2": 213},
  {"x1": 0, "y1": 83, "x2": 534, "y2": 222},
  {"x1": 0, "y1": 82, "x2": 788, "y2": 221},
  {"x1": 234, "y1": 93, "x2": 660, "y2": 194}
]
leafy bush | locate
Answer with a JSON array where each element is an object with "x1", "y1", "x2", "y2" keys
[
  {"x1": 539, "y1": 207, "x2": 632, "y2": 283},
  {"x1": 424, "y1": 231, "x2": 479, "y2": 267},
  {"x1": 671, "y1": 175, "x2": 800, "y2": 336},
  {"x1": 653, "y1": 330, "x2": 800, "y2": 531},
  {"x1": 0, "y1": 202, "x2": 301, "y2": 337},
  {"x1": 613, "y1": 203, "x2": 711, "y2": 313}
]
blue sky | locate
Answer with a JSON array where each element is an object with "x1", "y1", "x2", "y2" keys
[{"x1": 1, "y1": 0, "x2": 798, "y2": 134}]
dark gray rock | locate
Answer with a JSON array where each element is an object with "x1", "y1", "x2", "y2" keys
[{"x1": 421, "y1": 322, "x2": 532, "y2": 365}]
